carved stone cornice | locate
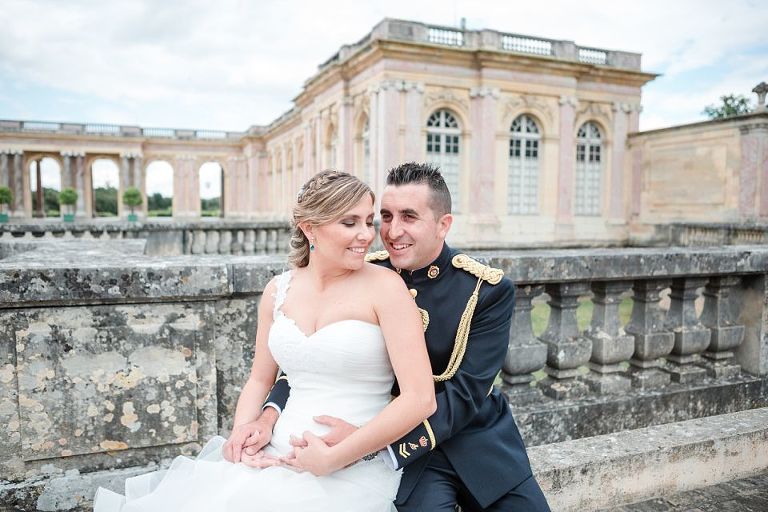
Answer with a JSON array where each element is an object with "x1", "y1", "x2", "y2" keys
[
  {"x1": 469, "y1": 87, "x2": 501, "y2": 99},
  {"x1": 577, "y1": 101, "x2": 611, "y2": 119},
  {"x1": 504, "y1": 94, "x2": 554, "y2": 124},
  {"x1": 424, "y1": 87, "x2": 469, "y2": 111}
]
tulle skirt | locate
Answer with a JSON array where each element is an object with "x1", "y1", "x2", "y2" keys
[{"x1": 93, "y1": 437, "x2": 400, "y2": 512}]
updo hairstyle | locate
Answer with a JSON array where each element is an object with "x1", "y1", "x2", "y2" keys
[{"x1": 289, "y1": 170, "x2": 375, "y2": 267}]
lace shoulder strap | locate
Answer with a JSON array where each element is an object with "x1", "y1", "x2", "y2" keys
[{"x1": 272, "y1": 270, "x2": 292, "y2": 319}]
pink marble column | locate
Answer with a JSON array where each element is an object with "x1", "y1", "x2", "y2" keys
[
  {"x1": 631, "y1": 147, "x2": 643, "y2": 218},
  {"x1": 315, "y1": 116, "x2": 323, "y2": 174},
  {"x1": 557, "y1": 96, "x2": 578, "y2": 228},
  {"x1": 303, "y1": 123, "x2": 312, "y2": 182},
  {"x1": 9, "y1": 151, "x2": 25, "y2": 217},
  {"x1": 339, "y1": 96, "x2": 353, "y2": 173},
  {"x1": 368, "y1": 88, "x2": 380, "y2": 194},
  {"x1": 403, "y1": 82, "x2": 425, "y2": 161},
  {"x1": 610, "y1": 102, "x2": 630, "y2": 220},
  {"x1": 739, "y1": 125, "x2": 760, "y2": 217},
  {"x1": 469, "y1": 87, "x2": 500, "y2": 216},
  {"x1": 374, "y1": 80, "x2": 401, "y2": 196}
]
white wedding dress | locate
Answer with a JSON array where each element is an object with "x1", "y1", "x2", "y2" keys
[{"x1": 94, "y1": 270, "x2": 401, "y2": 511}]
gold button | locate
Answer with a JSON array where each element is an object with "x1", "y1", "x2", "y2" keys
[{"x1": 427, "y1": 265, "x2": 440, "y2": 279}]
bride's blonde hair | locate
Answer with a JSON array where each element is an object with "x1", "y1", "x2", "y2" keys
[{"x1": 289, "y1": 170, "x2": 375, "y2": 268}]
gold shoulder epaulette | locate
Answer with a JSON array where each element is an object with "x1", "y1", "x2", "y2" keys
[
  {"x1": 451, "y1": 254, "x2": 504, "y2": 285},
  {"x1": 365, "y1": 250, "x2": 390, "y2": 262}
]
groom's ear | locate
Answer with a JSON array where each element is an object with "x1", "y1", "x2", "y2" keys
[{"x1": 436, "y1": 213, "x2": 453, "y2": 240}]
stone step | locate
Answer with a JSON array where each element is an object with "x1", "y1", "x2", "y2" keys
[{"x1": 528, "y1": 407, "x2": 768, "y2": 511}]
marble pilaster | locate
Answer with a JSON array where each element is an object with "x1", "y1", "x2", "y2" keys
[
  {"x1": 556, "y1": 96, "x2": 578, "y2": 232},
  {"x1": 403, "y1": 82, "x2": 425, "y2": 161}
]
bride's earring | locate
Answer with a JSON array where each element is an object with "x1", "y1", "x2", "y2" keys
[{"x1": 309, "y1": 237, "x2": 316, "y2": 251}]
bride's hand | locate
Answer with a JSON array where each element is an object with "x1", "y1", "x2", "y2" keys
[
  {"x1": 241, "y1": 449, "x2": 282, "y2": 468},
  {"x1": 223, "y1": 421, "x2": 261, "y2": 463},
  {"x1": 286, "y1": 432, "x2": 336, "y2": 476},
  {"x1": 313, "y1": 415, "x2": 358, "y2": 447}
]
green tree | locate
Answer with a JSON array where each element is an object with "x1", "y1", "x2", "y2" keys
[
  {"x1": 703, "y1": 94, "x2": 753, "y2": 119},
  {"x1": 94, "y1": 186, "x2": 118, "y2": 216},
  {"x1": 0, "y1": 186, "x2": 12, "y2": 206},
  {"x1": 31, "y1": 187, "x2": 61, "y2": 216}
]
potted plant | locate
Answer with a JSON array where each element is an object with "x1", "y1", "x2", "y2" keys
[
  {"x1": 59, "y1": 187, "x2": 78, "y2": 222},
  {"x1": 0, "y1": 186, "x2": 11, "y2": 223},
  {"x1": 122, "y1": 186, "x2": 142, "y2": 222}
]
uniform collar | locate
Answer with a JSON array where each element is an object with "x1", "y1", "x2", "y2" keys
[{"x1": 398, "y1": 243, "x2": 452, "y2": 285}]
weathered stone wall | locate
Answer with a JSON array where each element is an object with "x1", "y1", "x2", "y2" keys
[{"x1": 2, "y1": 240, "x2": 768, "y2": 510}]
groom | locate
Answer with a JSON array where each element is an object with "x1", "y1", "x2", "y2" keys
[{"x1": 248, "y1": 162, "x2": 549, "y2": 511}]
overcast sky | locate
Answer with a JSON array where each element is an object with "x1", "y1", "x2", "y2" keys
[{"x1": 1, "y1": 0, "x2": 766, "y2": 135}]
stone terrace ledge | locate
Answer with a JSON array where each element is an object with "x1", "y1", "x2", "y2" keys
[
  {"x1": 1, "y1": 243, "x2": 767, "y2": 510},
  {"x1": 320, "y1": 18, "x2": 643, "y2": 72}
]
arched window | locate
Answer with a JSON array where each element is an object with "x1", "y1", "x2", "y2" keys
[
  {"x1": 29, "y1": 157, "x2": 61, "y2": 218},
  {"x1": 426, "y1": 109, "x2": 461, "y2": 211},
  {"x1": 199, "y1": 161, "x2": 223, "y2": 217},
  {"x1": 575, "y1": 122, "x2": 603, "y2": 216},
  {"x1": 146, "y1": 161, "x2": 174, "y2": 217},
  {"x1": 508, "y1": 115, "x2": 541, "y2": 215},
  {"x1": 91, "y1": 158, "x2": 119, "y2": 217}
]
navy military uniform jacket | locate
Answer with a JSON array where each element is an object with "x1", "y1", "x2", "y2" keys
[{"x1": 265, "y1": 244, "x2": 534, "y2": 508}]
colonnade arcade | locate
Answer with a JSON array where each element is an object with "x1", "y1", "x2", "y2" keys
[{"x1": 0, "y1": 148, "x2": 228, "y2": 220}]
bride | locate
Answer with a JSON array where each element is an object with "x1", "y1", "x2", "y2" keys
[{"x1": 94, "y1": 170, "x2": 436, "y2": 511}]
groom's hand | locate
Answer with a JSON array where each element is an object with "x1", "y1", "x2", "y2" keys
[
  {"x1": 243, "y1": 408, "x2": 279, "y2": 456},
  {"x1": 314, "y1": 415, "x2": 358, "y2": 446}
]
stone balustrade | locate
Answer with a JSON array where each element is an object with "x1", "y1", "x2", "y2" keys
[
  {"x1": 0, "y1": 119, "x2": 244, "y2": 140},
  {"x1": 490, "y1": 247, "x2": 767, "y2": 404},
  {"x1": 0, "y1": 220, "x2": 292, "y2": 256},
  {"x1": 650, "y1": 222, "x2": 768, "y2": 246},
  {"x1": 1, "y1": 242, "x2": 767, "y2": 509},
  {"x1": 363, "y1": 19, "x2": 642, "y2": 70}
]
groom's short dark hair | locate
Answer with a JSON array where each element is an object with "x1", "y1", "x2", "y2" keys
[{"x1": 386, "y1": 162, "x2": 452, "y2": 217}]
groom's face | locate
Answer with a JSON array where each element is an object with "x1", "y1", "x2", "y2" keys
[{"x1": 380, "y1": 183, "x2": 452, "y2": 271}]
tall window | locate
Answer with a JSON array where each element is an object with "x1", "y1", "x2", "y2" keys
[
  {"x1": 426, "y1": 109, "x2": 461, "y2": 211},
  {"x1": 575, "y1": 122, "x2": 603, "y2": 216},
  {"x1": 508, "y1": 115, "x2": 541, "y2": 214},
  {"x1": 361, "y1": 118, "x2": 371, "y2": 184}
]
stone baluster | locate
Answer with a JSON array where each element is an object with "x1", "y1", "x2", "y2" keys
[
  {"x1": 183, "y1": 229, "x2": 193, "y2": 254},
  {"x1": 664, "y1": 277, "x2": 711, "y2": 383},
  {"x1": 700, "y1": 276, "x2": 745, "y2": 378},
  {"x1": 278, "y1": 228, "x2": 291, "y2": 253},
  {"x1": 191, "y1": 229, "x2": 206, "y2": 254},
  {"x1": 539, "y1": 282, "x2": 592, "y2": 399},
  {"x1": 204, "y1": 230, "x2": 219, "y2": 254},
  {"x1": 230, "y1": 229, "x2": 243, "y2": 255},
  {"x1": 626, "y1": 279, "x2": 675, "y2": 389},
  {"x1": 217, "y1": 230, "x2": 232, "y2": 254},
  {"x1": 583, "y1": 281, "x2": 634, "y2": 394},
  {"x1": 255, "y1": 229, "x2": 267, "y2": 254},
  {"x1": 243, "y1": 229, "x2": 255, "y2": 255},
  {"x1": 267, "y1": 229, "x2": 278, "y2": 253},
  {"x1": 501, "y1": 285, "x2": 547, "y2": 403}
]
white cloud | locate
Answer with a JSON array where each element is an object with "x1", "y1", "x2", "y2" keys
[{"x1": 1, "y1": 0, "x2": 766, "y2": 131}]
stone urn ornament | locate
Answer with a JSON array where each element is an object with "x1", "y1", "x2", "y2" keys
[
  {"x1": 59, "y1": 187, "x2": 78, "y2": 222},
  {"x1": 0, "y1": 186, "x2": 11, "y2": 223},
  {"x1": 122, "y1": 186, "x2": 143, "y2": 222}
]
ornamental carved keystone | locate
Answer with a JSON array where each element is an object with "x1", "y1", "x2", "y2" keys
[
  {"x1": 503, "y1": 94, "x2": 554, "y2": 125},
  {"x1": 424, "y1": 87, "x2": 469, "y2": 112}
]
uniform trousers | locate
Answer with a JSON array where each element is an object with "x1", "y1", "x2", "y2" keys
[{"x1": 395, "y1": 448, "x2": 551, "y2": 512}]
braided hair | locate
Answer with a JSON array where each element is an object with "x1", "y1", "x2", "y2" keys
[{"x1": 289, "y1": 170, "x2": 375, "y2": 267}]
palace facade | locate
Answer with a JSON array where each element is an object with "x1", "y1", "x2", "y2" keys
[{"x1": 2, "y1": 19, "x2": 766, "y2": 247}]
